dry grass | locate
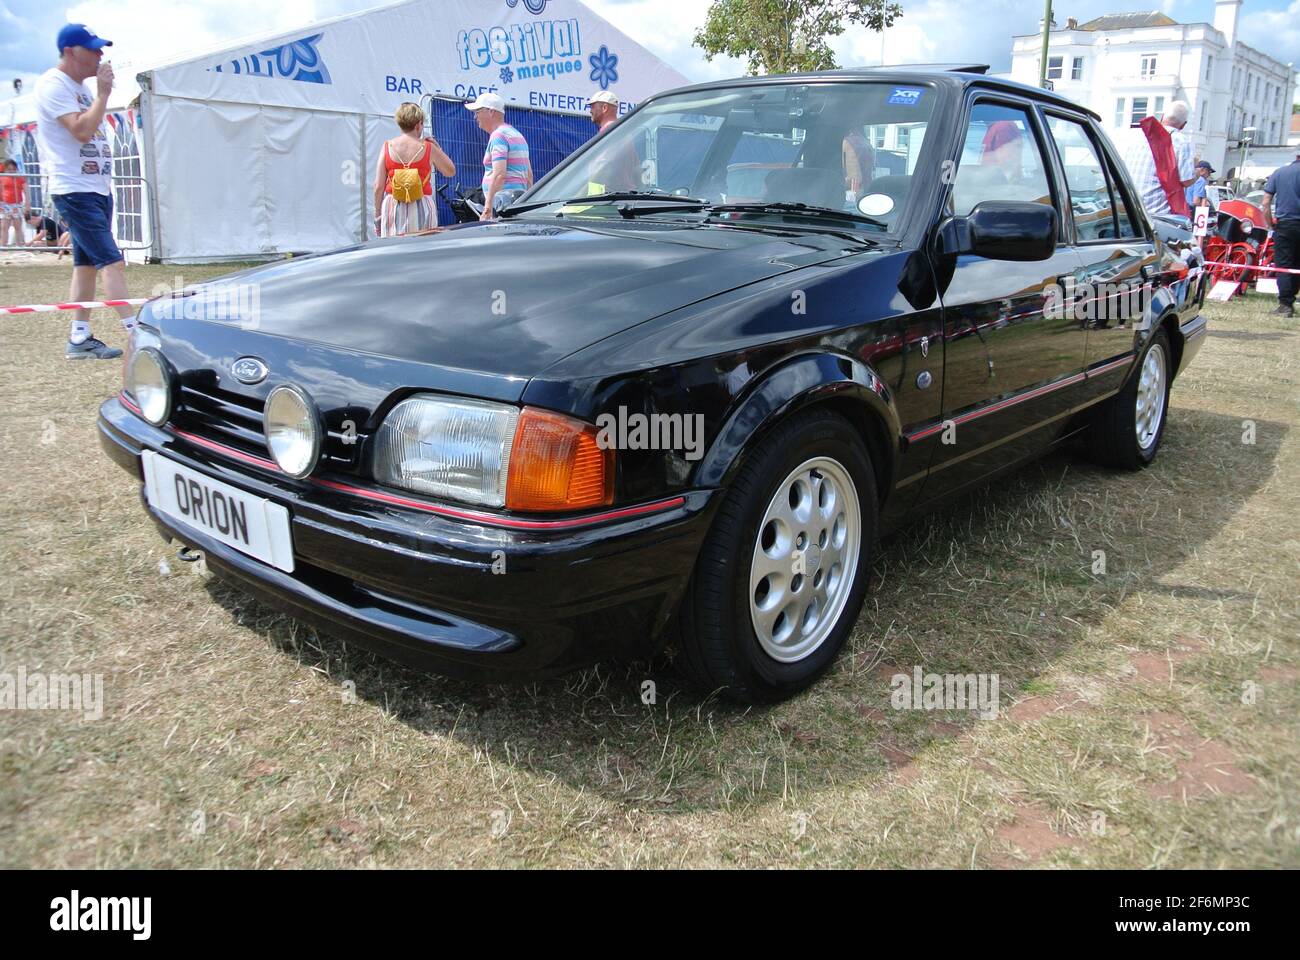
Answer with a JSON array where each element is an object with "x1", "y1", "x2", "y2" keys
[{"x1": 0, "y1": 257, "x2": 1297, "y2": 868}]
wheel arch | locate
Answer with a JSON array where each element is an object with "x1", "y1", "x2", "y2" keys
[
  {"x1": 1157, "y1": 309, "x2": 1184, "y2": 380},
  {"x1": 693, "y1": 352, "x2": 899, "y2": 507}
]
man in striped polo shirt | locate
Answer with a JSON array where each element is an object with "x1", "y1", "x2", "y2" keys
[{"x1": 466, "y1": 92, "x2": 532, "y2": 220}]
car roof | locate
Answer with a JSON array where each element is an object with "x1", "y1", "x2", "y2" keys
[{"x1": 649, "y1": 65, "x2": 1103, "y2": 122}]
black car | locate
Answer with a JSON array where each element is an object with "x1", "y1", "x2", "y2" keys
[{"x1": 99, "y1": 66, "x2": 1207, "y2": 703}]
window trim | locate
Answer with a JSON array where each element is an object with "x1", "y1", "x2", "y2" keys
[{"x1": 944, "y1": 93, "x2": 1067, "y2": 243}]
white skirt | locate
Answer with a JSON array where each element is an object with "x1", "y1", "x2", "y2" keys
[{"x1": 380, "y1": 194, "x2": 437, "y2": 237}]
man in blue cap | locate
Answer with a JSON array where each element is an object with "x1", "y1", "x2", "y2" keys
[
  {"x1": 33, "y1": 24, "x2": 138, "y2": 359},
  {"x1": 1185, "y1": 159, "x2": 1213, "y2": 209}
]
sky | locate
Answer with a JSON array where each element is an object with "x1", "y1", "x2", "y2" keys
[{"x1": 3, "y1": 0, "x2": 1299, "y2": 99}]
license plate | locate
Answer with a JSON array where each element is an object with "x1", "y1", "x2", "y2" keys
[{"x1": 142, "y1": 450, "x2": 295, "y2": 572}]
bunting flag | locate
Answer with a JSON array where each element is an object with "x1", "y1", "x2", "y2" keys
[{"x1": 1139, "y1": 117, "x2": 1190, "y2": 218}]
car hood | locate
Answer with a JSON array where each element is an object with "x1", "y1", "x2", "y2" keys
[{"x1": 151, "y1": 219, "x2": 861, "y2": 392}]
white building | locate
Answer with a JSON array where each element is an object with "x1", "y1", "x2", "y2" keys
[{"x1": 1010, "y1": 2, "x2": 1296, "y2": 177}]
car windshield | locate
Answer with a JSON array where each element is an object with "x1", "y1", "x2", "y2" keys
[{"x1": 518, "y1": 81, "x2": 937, "y2": 232}]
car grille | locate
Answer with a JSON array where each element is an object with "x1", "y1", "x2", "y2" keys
[{"x1": 172, "y1": 382, "x2": 367, "y2": 473}]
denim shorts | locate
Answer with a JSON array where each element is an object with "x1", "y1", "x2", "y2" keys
[{"x1": 52, "y1": 192, "x2": 122, "y2": 268}]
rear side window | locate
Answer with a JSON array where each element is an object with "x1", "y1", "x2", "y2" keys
[
  {"x1": 1045, "y1": 115, "x2": 1118, "y2": 241},
  {"x1": 950, "y1": 102, "x2": 1054, "y2": 216},
  {"x1": 1098, "y1": 136, "x2": 1142, "y2": 238}
]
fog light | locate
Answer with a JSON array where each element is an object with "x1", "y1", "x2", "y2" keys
[
  {"x1": 127, "y1": 347, "x2": 172, "y2": 426},
  {"x1": 265, "y1": 384, "x2": 322, "y2": 478}
]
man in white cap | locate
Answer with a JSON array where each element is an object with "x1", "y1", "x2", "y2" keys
[
  {"x1": 585, "y1": 91, "x2": 639, "y2": 193},
  {"x1": 465, "y1": 92, "x2": 531, "y2": 219},
  {"x1": 588, "y1": 90, "x2": 620, "y2": 136}
]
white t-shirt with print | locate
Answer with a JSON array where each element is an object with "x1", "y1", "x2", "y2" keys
[{"x1": 34, "y1": 68, "x2": 112, "y2": 197}]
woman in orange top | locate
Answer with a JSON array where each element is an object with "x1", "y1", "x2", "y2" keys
[
  {"x1": 372, "y1": 102, "x2": 455, "y2": 237},
  {"x1": 0, "y1": 159, "x2": 29, "y2": 248}
]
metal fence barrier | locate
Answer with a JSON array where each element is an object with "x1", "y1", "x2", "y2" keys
[{"x1": 0, "y1": 171, "x2": 152, "y2": 253}]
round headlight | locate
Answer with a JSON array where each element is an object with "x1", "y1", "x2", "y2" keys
[
  {"x1": 265, "y1": 384, "x2": 322, "y2": 479},
  {"x1": 127, "y1": 347, "x2": 172, "y2": 426}
]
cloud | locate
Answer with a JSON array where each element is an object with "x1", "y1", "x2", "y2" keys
[
  {"x1": 1239, "y1": 1, "x2": 1300, "y2": 70},
  {"x1": 583, "y1": 0, "x2": 746, "y2": 81},
  {"x1": 0, "y1": 0, "x2": 372, "y2": 95},
  {"x1": 61, "y1": 0, "x2": 330, "y2": 75}
]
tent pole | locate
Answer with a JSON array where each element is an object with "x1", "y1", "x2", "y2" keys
[
  {"x1": 139, "y1": 82, "x2": 165, "y2": 262},
  {"x1": 358, "y1": 119, "x2": 367, "y2": 244}
]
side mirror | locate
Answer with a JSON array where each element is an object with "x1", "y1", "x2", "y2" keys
[{"x1": 936, "y1": 201, "x2": 1058, "y2": 262}]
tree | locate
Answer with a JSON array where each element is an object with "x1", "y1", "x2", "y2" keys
[{"x1": 694, "y1": 0, "x2": 903, "y2": 76}]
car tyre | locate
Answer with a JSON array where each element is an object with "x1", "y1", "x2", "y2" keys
[
  {"x1": 676, "y1": 407, "x2": 877, "y2": 703},
  {"x1": 1084, "y1": 327, "x2": 1172, "y2": 469}
]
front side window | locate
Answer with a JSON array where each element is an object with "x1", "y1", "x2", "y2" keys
[
  {"x1": 522, "y1": 81, "x2": 936, "y2": 232},
  {"x1": 950, "y1": 101, "x2": 1053, "y2": 216}
]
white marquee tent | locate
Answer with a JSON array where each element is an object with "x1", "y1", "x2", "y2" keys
[{"x1": 4, "y1": 0, "x2": 690, "y2": 262}]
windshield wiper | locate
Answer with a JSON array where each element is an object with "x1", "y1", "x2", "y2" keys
[
  {"x1": 707, "y1": 202, "x2": 889, "y2": 229},
  {"x1": 498, "y1": 198, "x2": 564, "y2": 216},
  {"x1": 616, "y1": 200, "x2": 710, "y2": 218},
  {"x1": 502, "y1": 191, "x2": 708, "y2": 217},
  {"x1": 581, "y1": 191, "x2": 708, "y2": 204}
]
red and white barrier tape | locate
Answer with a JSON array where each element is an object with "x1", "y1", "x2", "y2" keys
[
  {"x1": 1201, "y1": 260, "x2": 1300, "y2": 276},
  {"x1": 1, "y1": 298, "x2": 149, "y2": 315}
]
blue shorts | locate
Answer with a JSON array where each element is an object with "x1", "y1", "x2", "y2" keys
[{"x1": 52, "y1": 192, "x2": 122, "y2": 268}]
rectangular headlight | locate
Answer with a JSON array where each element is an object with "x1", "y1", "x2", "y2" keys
[{"x1": 372, "y1": 395, "x2": 520, "y2": 507}]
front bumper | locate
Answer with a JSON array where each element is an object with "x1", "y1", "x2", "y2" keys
[{"x1": 99, "y1": 396, "x2": 719, "y2": 681}]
